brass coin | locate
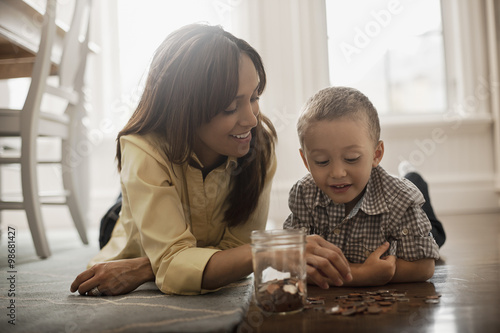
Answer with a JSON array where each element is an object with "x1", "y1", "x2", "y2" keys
[
  {"x1": 425, "y1": 299, "x2": 440, "y2": 304},
  {"x1": 342, "y1": 308, "x2": 356, "y2": 316},
  {"x1": 367, "y1": 306, "x2": 382, "y2": 314}
]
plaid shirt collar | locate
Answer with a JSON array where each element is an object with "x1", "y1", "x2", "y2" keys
[{"x1": 312, "y1": 166, "x2": 390, "y2": 217}]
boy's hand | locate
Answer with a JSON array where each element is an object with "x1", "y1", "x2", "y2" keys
[
  {"x1": 347, "y1": 242, "x2": 396, "y2": 286},
  {"x1": 305, "y1": 235, "x2": 353, "y2": 289}
]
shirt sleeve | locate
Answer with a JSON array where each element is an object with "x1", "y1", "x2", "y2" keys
[
  {"x1": 86, "y1": 216, "x2": 129, "y2": 268},
  {"x1": 120, "y1": 137, "x2": 220, "y2": 295},
  {"x1": 394, "y1": 199, "x2": 440, "y2": 262},
  {"x1": 217, "y1": 152, "x2": 277, "y2": 250},
  {"x1": 283, "y1": 180, "x2": 313, "y2": 234}
]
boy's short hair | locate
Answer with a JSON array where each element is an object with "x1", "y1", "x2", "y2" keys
[{"x1": 297, "y1": 86, "x2": 381, "y2": 147}]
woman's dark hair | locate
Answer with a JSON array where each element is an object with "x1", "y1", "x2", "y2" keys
[{"x1": 116, "y1": 24, "x2": 277, "y2": 227}]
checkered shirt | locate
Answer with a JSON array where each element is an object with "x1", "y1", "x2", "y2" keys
[{"x1": 283, "y1": 165, "x2": 440, "y2": 263}]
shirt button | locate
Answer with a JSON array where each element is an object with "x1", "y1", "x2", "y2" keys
[
  {"x1": 364, "y1": 250, "x2": 371, "y2": 257},
  {"x1": 334, "y1": 228, "x2": 341, "y2": 235},
  {"x1": 402, "y1": 228, "x2": 409, "y2": 236}
]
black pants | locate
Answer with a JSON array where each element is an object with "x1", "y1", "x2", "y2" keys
[
  {"x1": 404, "y1": 172, "x2": 446, "y2": 247},
  {"x1": 99, "y1": 193, "x2": 122, "y2": 249}
]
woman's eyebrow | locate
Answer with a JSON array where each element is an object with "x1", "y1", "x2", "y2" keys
[{"x1": 235, "y1": 85, "x2": 259, "y2": 99}]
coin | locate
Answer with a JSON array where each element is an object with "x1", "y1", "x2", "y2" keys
[
  {"x1": 307, "y1": 296, "x2": 325, "y2": 305},
  {"x1": 424, "y1": 299, "x2": 440, "y2": 304},
  {"x1": 426, "y1": 295, "x2": 440, "y2": 299},
  {"x1": 256, "y1": 279, "x2": 305, "y2": 313},
  {"x1": 367, "y1": 305, "x2": 382, "y2": 314},
  {"x1": 378, "y1": 301, "x2": 393, "y2": 306},
  {"x1": 325, "y1": 306, "x2": 341, "y2": 314},
  {"x1": 266, "y1": 283, "x2": 280, "y2": 294},
  {"x1": 342, "y1": 308, "x2": 356, "y2": 316},
  {"x1": 304, "y1": 289, "x2": 442, "y2": 316}
]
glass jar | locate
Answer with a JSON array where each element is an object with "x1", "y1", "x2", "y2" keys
[{"x1": 250, "y1": 229, "x2": 307, "y2": 314}]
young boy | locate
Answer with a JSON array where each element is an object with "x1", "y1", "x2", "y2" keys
[{"x1": 284, "y1": 87, "x2": 440, "y2": 287}]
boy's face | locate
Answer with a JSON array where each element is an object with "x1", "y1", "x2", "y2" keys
[{"x1": 299, "y1": 117, "x2": 384, "y2": 209}]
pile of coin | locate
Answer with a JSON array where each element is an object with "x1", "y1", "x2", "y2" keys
[
  {"x1": 256, "y1": 278, "x2": 306, "y2": 313},
  {"x1": 307, "y1": 290, "x2": 441, "y2": 316}
]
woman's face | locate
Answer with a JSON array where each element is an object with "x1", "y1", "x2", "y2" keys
[{"x1": 194, "y1": 53, "x2": 260, "y2": 169}]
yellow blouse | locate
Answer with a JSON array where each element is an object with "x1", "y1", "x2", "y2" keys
[{"x1": 88, "y1": 133, "x2": 276, "y2": 295}]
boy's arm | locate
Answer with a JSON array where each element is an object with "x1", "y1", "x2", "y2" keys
[
  {"x1": 391, "y1": 258, "x2": 435, "y2": 283},
  {"x1": 342, "y1": 242, "x2": 396, "y2": 287},
  {"x1": 335, "y1": 243, "x2": 435, "y2": 287}
]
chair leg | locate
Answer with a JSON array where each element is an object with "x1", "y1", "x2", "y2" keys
[
  {"x1": 0, "y1": 166, "x2": 2, "y2": 241},
  {"x1": 61, "y1": 138, "x2": 88, "y2": 245},
  {"x1": 21, "y1": 144, "x2": 51, "y2": 258}
]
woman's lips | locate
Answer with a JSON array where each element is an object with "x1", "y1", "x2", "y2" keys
[{"x1": 230, "y1": 131, "x2": 252, "y2": 144}]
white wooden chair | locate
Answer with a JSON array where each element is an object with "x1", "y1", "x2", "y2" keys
[{"x1": 0, "y1": 0, "x2": 92, "y2": 258}]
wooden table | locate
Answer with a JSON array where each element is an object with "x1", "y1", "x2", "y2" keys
[
  {"x1": 239, "y1": 215, "x2": 500, "y2": 332},
  {"x1": 0, "y1": 0, "x2": 69, "y2": 79}
]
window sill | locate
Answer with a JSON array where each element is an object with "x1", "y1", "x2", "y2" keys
[{"x1": 380, "y1": 112, "x2": 493, "y2": 137}]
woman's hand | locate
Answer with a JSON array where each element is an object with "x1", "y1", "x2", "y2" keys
[
  {"x1": 305, "y1": 235, "x2": 353, "y2": 289},
  {"x1": 70, "y1": 257, "x2": 155, "y2": 296}
]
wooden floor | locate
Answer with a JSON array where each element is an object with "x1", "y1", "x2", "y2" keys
[
  {"x1": 239, "y1": 212, "x2": 500, "y2": 333},
  {"x1": 3, "y1": 210, "x2": 499, "y2": 332}
]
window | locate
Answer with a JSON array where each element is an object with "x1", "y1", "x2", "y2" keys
[
  {"x1": 325, "y1": 0, "x2": 447, "y2": 115},
  {"x1": 103, "y1": 0, "x2": 235, "y2": 131},
  {"x1": 116, "y1": 0, "x2": 231, "y2": 106}
]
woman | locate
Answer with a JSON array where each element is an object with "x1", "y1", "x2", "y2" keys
[{"x1": 70, "y1": 24, "x2": 352, "y2": 296}]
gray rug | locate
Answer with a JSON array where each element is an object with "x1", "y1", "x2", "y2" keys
[{"x1": 0, "y1": 228, "x2": 253, "y2": 333}]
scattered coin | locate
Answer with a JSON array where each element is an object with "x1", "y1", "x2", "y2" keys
[
  {"x1": 367, "y1": 305, "x2": 382, "y2": 314},
  {"x1": 356, "y1": 305, "x2": 368, "y2": 313},
  {"x1": 424, "y1": 299, "x2": 440, "y2": 304},
  {"x1": 304, "y1": 289, "x2": 441, "y2": 316},
  {"x1": 324, "y1": 305, "x2": 341, "y2": 314},
  {"x1": 307, "y1": 298, "x2": 325, "y2": 305},
  {"x1": 426, "y1": 295, "x2": 441, "y2": 299},
  {"x1": 378, "y1": 301, "x2": 393, "y2": 307},
  {"x1": 341, "y1": 308, "x2": 357, "y2": 316}
]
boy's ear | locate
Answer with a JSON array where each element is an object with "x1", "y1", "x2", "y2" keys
[
  {"x1": 299, "y1": 148, "x2": 310, "y2": 171},
  {"x1": 372, "y1": 140, "x2": 384, "y2": 167}
]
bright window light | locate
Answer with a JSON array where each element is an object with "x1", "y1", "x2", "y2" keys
[
  {"x1": 325, "y1": 0, "x2": 447, "y2": 115},
  {"x1": 116, "y1": 0, "x2": 230, "y2": 98}
]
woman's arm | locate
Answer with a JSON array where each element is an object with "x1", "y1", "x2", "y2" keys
[
  {"x1": 201, "y1": 244, "x2": 253, "y2": 290},
  {"x1": 71, "y1": 246, "x2": 254, "y2": 296},
  {"x1": 204, "y1": 235, "x2": 355, "y2": 291},
  {"x1": 70, "y1": 245, "x2": 253, "y2": 295}
]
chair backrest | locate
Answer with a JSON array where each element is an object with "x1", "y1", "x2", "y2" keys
[{"x1": 58, "y1": 0, "x2": 92, "y2": 90}]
